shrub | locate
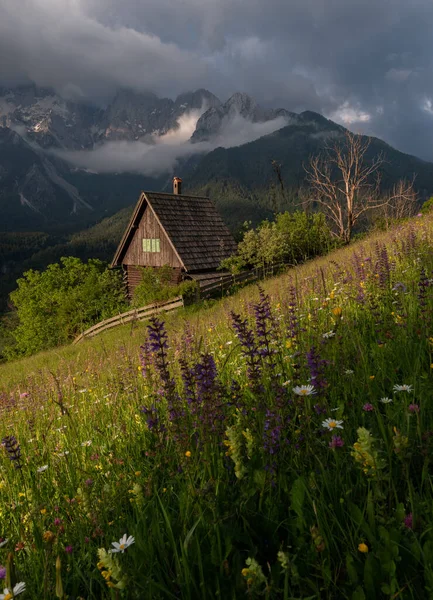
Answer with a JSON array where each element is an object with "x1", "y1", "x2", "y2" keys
[
  {"x1": 131, "y1": 265, "x2": 198, "y2": 307},
  {"x1": 221, "y1": 210, "x2": 336, "y2": 272},
  {"x1": 5, "y1": 257, "x2": 127, "y2": 357}
]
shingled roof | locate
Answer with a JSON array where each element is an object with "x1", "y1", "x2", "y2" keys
[{"x1": 111, "y1": 191, "x2": 237, "y2": 272}]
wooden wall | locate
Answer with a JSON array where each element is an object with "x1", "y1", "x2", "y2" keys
[
  {"x1": 123, "y1": 205, "x2": 182, "y2": 269},
  {"x1": 124, "y1": 265, "x2": 183, "y2": 299}
]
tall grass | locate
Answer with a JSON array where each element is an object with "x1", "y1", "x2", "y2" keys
[{"x1": 0, "y1": 214, "x2": 433, "y2": 598}]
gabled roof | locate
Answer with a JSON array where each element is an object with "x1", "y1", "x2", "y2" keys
[{"x1": 111, "y1": 191, "x2": 237, "y2": 272}]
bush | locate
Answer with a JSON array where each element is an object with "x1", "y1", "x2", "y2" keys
[
  {"x1": 131, "y1": 265, "x2": 198, "y2": 307},
  {"x1": 5, "y1": 257, "x2": 127, "y2": 358},
  {"x1": 221, "y1": 210, "x2": 336, "y2": 272}
]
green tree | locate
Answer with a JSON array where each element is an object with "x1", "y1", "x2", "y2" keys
[
  {"x1": 6, "y1": 257, "x2": 127, "y2": 357},
  {"x1": 221, "y1": 211, "x2": 335, "y2": 273}
]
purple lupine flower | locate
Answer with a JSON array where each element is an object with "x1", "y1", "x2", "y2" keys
[
  {"x1": 194, "y1": 353, "x2": 226, "y2": 436},
  {"x1": 0, "y1": 566, "x2": 5, "y2": 579},
  {"x1": 306, "y1": 346, "x2": 328, "y2": 393},
  {"x1": 253, "y1": 287, "x2": 277, "y2": 363},
  {"x1": 404, "y1": 513, "x2": 413, "y2": 529},
  {"x1": 2, "y1": 435, "x2": 22, "y2": 469},
  {"x1": 180, "y1": 358, "x2": 196, "y2": 407},
  {"x1": 140, "y1": 404, "x2": 165, "y2": 433},
  {"x1": 329, "y1": 435, "x2": 344, "y2": 448},
  {"x1": 231, "y1": 311, "x2": 262, "y2": 391},
  {"x1": 363, "y1": 403, "x2": 374, "y2": 412}
]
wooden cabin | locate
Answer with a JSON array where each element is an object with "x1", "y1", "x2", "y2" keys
[{"x1": 111, "y1": 177, "x2": 238, "y2": 299}]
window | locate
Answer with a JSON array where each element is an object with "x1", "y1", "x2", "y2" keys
[{"x1": 142, "y1": 238, "x2": 160, "y2": 253}]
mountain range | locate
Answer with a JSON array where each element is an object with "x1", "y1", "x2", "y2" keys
[{"x1": 1, "y1": 83, "x2": 433, "y2": 311}]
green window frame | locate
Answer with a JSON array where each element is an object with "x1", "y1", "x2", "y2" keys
[{"x1": 142, "y1": 238, "x2": 160, "y2": 253}]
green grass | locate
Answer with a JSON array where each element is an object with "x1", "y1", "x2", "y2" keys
[{"x1": 1, "y1": 214, "x2": 433, "y2": 598}]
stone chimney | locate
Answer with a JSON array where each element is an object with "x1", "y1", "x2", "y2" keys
[{"x1": 173, "y1": 176, "x2": 182, "y2": 195}]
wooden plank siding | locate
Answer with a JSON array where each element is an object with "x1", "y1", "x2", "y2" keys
[
  {"x1": 124, "y1": 264, "x2": 183, "y2": 299},
  {"x1": 123, "y1": 205, "x2": 183, "y2": 269}
]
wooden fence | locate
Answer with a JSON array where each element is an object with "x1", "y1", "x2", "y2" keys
[
  {"x1": 198, "y1": 262, "x2": 291, "y2": 298},
  {"x1": 72, "y1": 261, "x2": 293, "y2": 345},
  {"x1": 73, "y1": 296, "x2": 183, "y2": 344}
]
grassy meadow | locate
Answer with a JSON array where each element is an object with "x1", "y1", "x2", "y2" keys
[{"x1": 1, "y1": 214, "x2": 433, "y2": 598}]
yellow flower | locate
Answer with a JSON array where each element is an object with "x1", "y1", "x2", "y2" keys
[
  {"x1": 332, "y1": 307, "x2": 342, "y2": 317},
  {"x1": 137, "y1": 365, "x2": 142, "y2": 371},
  {"x1": 369, "y1": 376, "x2": 375, "y2": 380},
  {"x1": 185, "y1": 451, "x2": 192, "y2": 458},
  {"x1": 43, "y1": 531, "x2": 55, "y2": 543},
  {"x1": 358, "y1": 542, "x2": 369, "y2": 553},
  {"x1": 430, "y1": 364, "x2": 433, "y2": 369},
  {"x1": 40, "y1": 508, "x2": 47, "y2": 515},
  {"x1": 241, "y1": 568, "x2": 249, "y2": 577},
  {"x1": 135, "y1": 471, "x2": 141, "y2": 477}
]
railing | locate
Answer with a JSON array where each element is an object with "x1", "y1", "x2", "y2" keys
[
  {"x1": 73, "y1": 296, "x2": 184, "y2": 344},
  {"x1": 198, "y1": 262, "x2": 291, "y2": 298}
]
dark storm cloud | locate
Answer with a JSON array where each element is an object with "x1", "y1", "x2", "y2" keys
[{"x1": 1, "y1": 0, "x2": 433, "y2": 158}]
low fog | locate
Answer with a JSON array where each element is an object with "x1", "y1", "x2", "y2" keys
[{"x1": 54, "y1": 112, "x2": 289, "y2": 176}]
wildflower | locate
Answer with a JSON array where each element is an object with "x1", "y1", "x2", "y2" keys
[
  {"x1": 282, "y1": 380, "x2": 291, "y2": 387},
  {"x1": 393, "y1": 384, "x2": 413, "y2": 393},
  {"x1": 85, "y1": 479, "x2": 94, "y2": 487},
  {"x1": 329, "y1": 435, "x2": 344, "y2": 448},
  {"x1": 358, "y1": 543, "x2": 369, "y2": 553},
  {"x1": 380, "y1": 397, "x2": 392, "y2": 404},
  {"x1": 332, "y1": 307, "x2": 342, "y2": 317},
  {"x1": 110, "y1": 534, "x2": 135, "y2": 554},
  {"x1": 134, "y1": 471, "x2": 141, "y2": 477},
  {"x1": 0, "y1": 541, "x2": 7, "y2": 549},
  {"x1": 344, "y1": 369, "x2": 354, "y2": 375},
  {"x1": 0, "y1": 567, "x2": 4, "y2": 580},
  {"x1": 37, "y1": 465, "x2": 48, "y2": 473},
  {"x1": 322, "y1": 418, "x2": 344, "y2": 431},
  {"x1": 40, "y1": 509, "x2": 47, "y2": 515},
  {"x1": 363, "y1": 403, "x2": 374, "y2": 412},
  {"x1": 404, "y1": 513, "x2": 413, "y2": 529},
  {"x1": 1, "y1": 437, "x2": 22, "y2": 470},
  {"x1": 43, "y1": 531, "x2": 55, "y2": 544},
  {"x1": 14, "y1": 542, "x2": 25, "y2": 552},
  {"x1": 81, "y1": 440, "x2": 92, "y2": 447},
  {"x1": 0, "y1": 582, "x2": 26, "y2": 599},
  {"x1": 185, "y1": 451, "x2": 192, "y2": 458},
  {"x1": 54, "y1": 518, "x2": 62, "y2": 527},
  {"x1": 369, "y1": 376, "x2": 375, "y2": 380},
  {"x1": 293, "y1": 385, "x2": 317, "y2": 397},
  {"x1": 65, "y1": 545, "x2": 73, "y2": 554},
  {"x1": 352, "y1": 427, "x2": 385, "y2": 478},
  {"x1": 409, "y1": 404, "x2": 420, "y2": 413},
  {"x1": 322, "y1": 331, "x2": 335, "y2": 339}
]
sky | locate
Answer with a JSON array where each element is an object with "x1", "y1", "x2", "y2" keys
[{"x1": 1, "y1": 0, "x2": 433, "y2": 160}]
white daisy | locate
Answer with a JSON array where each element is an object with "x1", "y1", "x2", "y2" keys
[
  {"x1": 0, "y1": 539, "x2": 8, "y2": 548},
  {"x1": 81, "y1": 440, "x2": 92, "y2": 447},
  {"x1": 109, "y1": 534, "x2": 135, "y2": 554},
  {"x1": 293, "y1": 385, "x2": 317, "y2": 396},
  {"x1": 344, "y1": 369, "x2": 354, "y2": 375},
  {"x1": 322, "y1": 331, "x2": 336, "y2": 339},
  {"x1": 282, "y1": 380, "x2": 291, "y2": 387},
  {"x1": 393, "y1": 384, "x2": 413, "y2": 393},
  {"x1": 322, "y1": 418, "x2": 344, "y2": 431},
  {"x1": 37, "y1": 465, "x2": 48, "y2": 473},
  {"x1": 0, "y1": 582, "x2": 26, "y2": 599},
  {"x1": 380, "y1": 397, "x2": 393, "y2": 404}
]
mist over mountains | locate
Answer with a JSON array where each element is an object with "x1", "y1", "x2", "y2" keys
[{"x1": 1, "y1": 83, "x2": 433, "y2": 237}]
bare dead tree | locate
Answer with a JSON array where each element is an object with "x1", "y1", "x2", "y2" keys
[
  {"x1": 379, "y1": 178, "x2": 418, "y2": 227},
  {"x1": 304, "y1": 130, "x2": 388, "y2": 243}
]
